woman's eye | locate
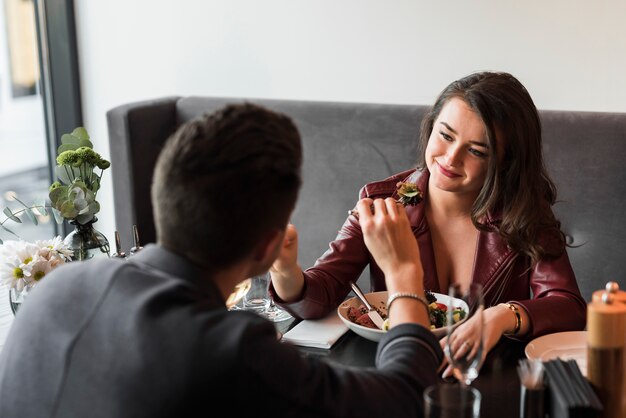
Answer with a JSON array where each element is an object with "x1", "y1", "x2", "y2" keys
[
  {"x1": 439, "y1": 131, "x2": 453, "y2": 141},
  {"x1": 469, "y1": 148, "x2": 488, "y2": 158}
]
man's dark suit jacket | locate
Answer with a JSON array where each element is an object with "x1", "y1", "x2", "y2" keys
[{"x1": 0, "y1": 244, "x2": 442, "y2": 417}]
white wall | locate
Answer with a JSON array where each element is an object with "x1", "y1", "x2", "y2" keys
[{"x1": 73, "y1": 0, "x2": 626, "y2": 245}]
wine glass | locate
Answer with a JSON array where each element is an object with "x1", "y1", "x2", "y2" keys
[{"x1": 444, "y1": 282, "x2": 485, "y2": 386}]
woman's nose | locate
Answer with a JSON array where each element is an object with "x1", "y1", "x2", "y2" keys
[{"x1": 444, "y1": 145, "x2": 461, "y2": 166}]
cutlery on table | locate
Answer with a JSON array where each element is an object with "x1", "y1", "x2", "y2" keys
[{"x1": 349, "y1": 281, "x2": 385, "y2": 330}]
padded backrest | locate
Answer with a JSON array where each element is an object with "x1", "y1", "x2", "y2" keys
[
  {"x1": 176, "y1": 97, "x2": 427, "y2": 274},
  {"x1": 541, "y1": 110, "x2": 626, "y2": 300},
  {"x1": 107, "y1": 97, "x2": 626, "y2": 301}
]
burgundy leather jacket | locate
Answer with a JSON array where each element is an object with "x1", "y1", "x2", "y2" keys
[{"x1": 276, "y1": 169, "x2": 587, "y2": 339}]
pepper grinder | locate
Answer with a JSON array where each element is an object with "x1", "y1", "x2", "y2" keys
[
  {"x1": 111, "y1": 230, "x2": 127, "y2": 260},
  {"x1": 129, "y1": 225, "x2": 143, "y2": 256},
  {"x1": 592, "y1": 281, "x2": 626, "y2": 304},
  {"x1": 587, "y1": 288, "x2": 626, "y2": 418}
]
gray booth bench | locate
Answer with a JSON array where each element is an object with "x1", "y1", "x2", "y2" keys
[{"x1": 107, "y1": 96, "x2": 626, "y2": 302}]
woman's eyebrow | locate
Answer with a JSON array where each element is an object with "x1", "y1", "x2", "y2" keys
[
  {"x1": 440, "y1": 121, "x2": 489, "y2": 149},
  {"x1": 469, "y1": 140, "x2": 490, "y2": 149},
  {"x1": 440, "y1": 121, "x2": 457, "y2": 134}
]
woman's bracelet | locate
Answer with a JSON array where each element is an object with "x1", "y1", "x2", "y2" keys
[
  {"x1": 387, "y1": 292, "x2": 430, "y2": 313},
  {"x1": 500, "y1": 302, "x2": 522, "y2": 335}
]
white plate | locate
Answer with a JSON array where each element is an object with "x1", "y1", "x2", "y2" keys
[
  {"x1": 337, "y1": 290, "x2": 469, "y2": 342},
  {"x1": 525, "y1": 331, "x2": 587, "y2": 376}
]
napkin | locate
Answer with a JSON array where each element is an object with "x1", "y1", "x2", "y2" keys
[
  {"x1": 543, "y1": 359, "x2": 603, "y2": 418},
  {"x1": 281, "y1": 312, "x2": 348, "y2": 349}
]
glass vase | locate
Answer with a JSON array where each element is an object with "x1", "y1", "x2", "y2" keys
[
  {"x1": 9, "y1": 283, "x2": 33, "y2": 315},
  {"x1": 64, "y1": 217, "x2": 111, "y2": 261}
]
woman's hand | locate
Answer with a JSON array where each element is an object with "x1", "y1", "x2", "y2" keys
[
  {"x1": 358, "y1": 197, "x2": 428, "y2": 327},
  {"x1": 357, "y1": 198, "x2": 422, "y2": 289},
  {"x1": 439, "y1": 305, "x2": 514, "y2": 378},
  {"x1": 271, "y1": 223, "x2": 299, "y2": 274},
  {"x1": 269, "y1": 224, "x2": 304, "y2": 302}
]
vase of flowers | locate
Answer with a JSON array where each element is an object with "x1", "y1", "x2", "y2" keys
[
  {"x1": 0, "y1": 237, "x2": 72, "y2": 314},
  {"x1": 63, "y1": 217, "x2": 110, "y2": 261},
  {"x1": 48, "y1": 127, "x2": 111, "y2": 260}
]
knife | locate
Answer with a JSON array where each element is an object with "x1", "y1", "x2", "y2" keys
[{"x1": 349, "y1": 281, "x2": 385, "y2": 330}]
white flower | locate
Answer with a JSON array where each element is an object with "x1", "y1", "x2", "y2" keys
[
  {"x1": 0, "y1": 236, "x2": 70, "y2": 291},
  {"x1": 28, "y1": 255, "x2": 54, "y2": 282},
  {"x1": 36, "y1": 236, "x2": 73, "y2": 261},
  {"x1": 0, "y1": 240, "x2": 39, "y2": 290}
]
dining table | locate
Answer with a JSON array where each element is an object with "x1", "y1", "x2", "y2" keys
[
  {"x1": 0, "y1": 284, "x2": 526, "y2": 417},
  {"x1": 276, "y1": 316, "x2": 527, "y2": 418}
]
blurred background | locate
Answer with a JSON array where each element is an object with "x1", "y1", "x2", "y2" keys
[{"x1": 1, "y1": 0, "x2": 625, "y2": 246}]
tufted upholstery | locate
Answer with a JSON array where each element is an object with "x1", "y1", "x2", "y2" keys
[{"x1": 107, "y1": 96, "x2": 626, "y2": 302}]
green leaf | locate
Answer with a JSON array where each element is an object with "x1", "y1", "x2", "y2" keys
[
  {"x1": 72, "y1": 127, "x2": 90, "y2": 140},
  {"x1": 3, "y1": 207, "x2": 21, "y2": 223},
  {"x1": 91, "y1": 178, "x2": 101, "y2": 193},
  {"x1": 76, "y1": 213, "x2": 94, "y2": 225},
  {"x1": 49, "y1": 186, "x2": 68, "y2": 206},
  {"x1": 0, "y1": 223, "x2": 19, "y2": 238},
  {"x1": 55, "y1": 165, "x2": 78, "y2": 184},
  {"x1": 78, "y1": 139, "x2": 93, "y2": 149},
  {"x1": 60, "y1": 200, "x2": 78, "y2": 219},
  {"x1": 24, "y1": 208, "x2": 38, "y2": 226},
  {"x1": 88, "y1": 201, "x2": 100, "y2": 214},
  {"x1": 51, "y1": 208, "x2": 64, "y2": 224},
  {"x1": 57, "y1": 143, "x2": 79, "y2": 154},
  {"x1": 34, "y1": 201, "x2": 48, "y2": 216},
  {"x1": 11, "y1": 195, "x2": 30, "y2": 210},
  {"x1": 61, "y1": 133, "x2": 81, "y2": 145}
]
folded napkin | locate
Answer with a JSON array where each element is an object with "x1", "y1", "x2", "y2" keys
[
  {"x1": 543, "y1": 359, "x2": 603, "y2": 418},
  {"x1": 281, "y1": 312, "x2": 348, "y2": 349}
]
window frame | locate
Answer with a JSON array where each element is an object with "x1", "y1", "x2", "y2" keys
[{"x1": 33, "y1": 0, "x2": 82, "y2": 236}]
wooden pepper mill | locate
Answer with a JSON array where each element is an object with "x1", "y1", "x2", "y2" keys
[
  {"x1": 587, "y1": 287, "x2": 626, "y2": 418},
  {"x1": 592, "y1": 281, "x2": 626, "y2": 304}
]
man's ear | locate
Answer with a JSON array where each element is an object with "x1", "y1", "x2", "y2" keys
[{"x1": 252, "y1": 228, "x2": 284, "y2": 265}]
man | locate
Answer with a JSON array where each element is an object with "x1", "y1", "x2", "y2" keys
[{"x1": 0, "y1": 103, "x2": 441, "y2": 417}]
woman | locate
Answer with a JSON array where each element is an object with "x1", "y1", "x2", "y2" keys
[{"x1": 269, "y1": 71, "x2": 586, "y2": 360}]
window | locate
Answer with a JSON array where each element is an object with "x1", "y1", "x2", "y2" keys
[{"x1": 0, "y1": 0, "x2": 81, "y2": 243}]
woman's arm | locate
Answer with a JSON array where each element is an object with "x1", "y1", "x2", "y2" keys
[
  {"x1": 513, "y1": 248, "x2": 587, "y2": 337},
  {"x1": 269, "y1": 224, "x2": 305, "y2": 302},
  {"x1": 269, "y1": 213, "x2": 372, "y2": 319}
]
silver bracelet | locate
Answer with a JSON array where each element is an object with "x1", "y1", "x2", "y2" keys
[{"x1": 387, "y1": 292, "x2": 430, "y2": 312}]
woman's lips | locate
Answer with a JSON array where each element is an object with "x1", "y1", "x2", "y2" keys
[{"x1": 437, "y1": 162, "x2": 461, "y2": 178}]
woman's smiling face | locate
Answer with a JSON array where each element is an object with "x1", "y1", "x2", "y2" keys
[{"x1": 425, "y1": 97, "x2": 494, "y2": 198}]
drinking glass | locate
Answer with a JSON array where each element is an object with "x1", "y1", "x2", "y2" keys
[
  {"x1": 242, "y1": 274, "x2": 271, "y2": 312},
  {"x1": 444, "y1": 282, "x2": 484, "y2": 386},
  {"x1": 237, "y1": 272, "x2": 292, "y2": 322},
  {"x1": 424, "y1": 384, "x2": 481, "y2": 418}
]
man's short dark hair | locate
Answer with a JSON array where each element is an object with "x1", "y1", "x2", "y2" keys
[{"x1": 152, "y1": 103, "x2": 302, "y2": 269}]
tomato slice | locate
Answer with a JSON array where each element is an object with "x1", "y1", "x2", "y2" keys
[{"x1": 435, "y1": 303, "x2": 447, "y2": 311}]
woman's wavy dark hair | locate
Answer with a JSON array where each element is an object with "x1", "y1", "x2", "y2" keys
[{"x1": 416, "y1": 71, "x2": 565, "y2": 264}]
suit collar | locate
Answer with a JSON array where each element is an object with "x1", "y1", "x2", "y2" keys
[{"x1": 130, "y1": 244, "x2": 222, "y2": 300}]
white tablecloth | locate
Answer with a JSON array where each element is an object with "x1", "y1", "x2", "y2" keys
[{"x1": 0, "y1": 285, "x2": 15, "y2": 352}]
